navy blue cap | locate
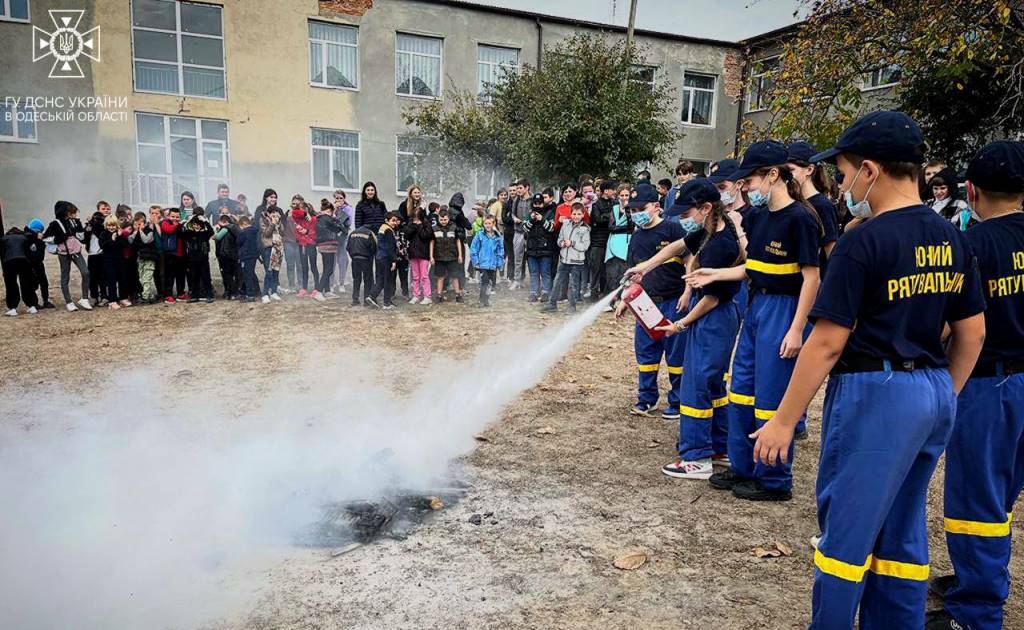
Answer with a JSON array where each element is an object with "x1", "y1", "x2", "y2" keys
[
  {"x1": 668, "y1": 179, "x2": 721, "y2": 218},
  {"x1": 965, "y1": 140, "x2": 1024, "y2": 194},
  {"x1": 627, "y1": 183, "x2": 659, "y2": 209},
  {"x1": 731, "y1": 140, "x2": 789, "y2": 181},
  {"x1": 811, "y1": 111, "x2": 926, "y2": 164},
  {"x1": 708, "y1": 159, "x2": 740, "y2": 183},
  {"x1": 531, "y1": 193, "x2": 545, "y2": 206},
  {"x1": 787, "y1": 141, "x2": 818, "y2": 164}
]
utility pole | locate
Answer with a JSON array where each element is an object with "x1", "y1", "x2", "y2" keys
[{"x1": 622, "y1": 0, "x2": 638, "y2": 88}]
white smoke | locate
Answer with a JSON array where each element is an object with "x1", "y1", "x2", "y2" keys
[{"x1": 0, "y1": 293, "x2": 618, "y2": 630}]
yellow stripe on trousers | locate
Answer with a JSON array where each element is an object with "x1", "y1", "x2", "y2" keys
[
  {"x1": 728, "y1": 392, "x2": 754, "y2": 406},
  {"x1": 666, "y1": 366, "x2": 682, "y2": 375},
  {"x1": 638, "y1": 364, "x2": 659, "y2": 372},
  {"x1": 944, "y1": 513, "x2": 1013, "y2": 537},
  {"x1": 814, "y1": 549, "x2": 929, "y2": 582}
]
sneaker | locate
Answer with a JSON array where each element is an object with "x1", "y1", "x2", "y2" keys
[
  {"x1": 929, "y1": 575, "x2": 958, "y2": 600},
  {"x1": 711, "y1": 453, "x2": 731, "y2": 468},
  {"x1": 661, "y1": 407, "x2": 680, "y2": 420},
  {"x1": 352, "y1": 299, "x2": 361, "y2": 307},
  {"x1": 708, "y1": 468, "x2": 748, "y2": 491},
  {"x1": 323, "y1": 291, "x2": 338, "y2": 300},
  {"x1": 27, "y1": 306, "x2": 38, "y2": 314},
  {"x1": 261, "y1": 295, "x2": 271, "y2": 304},
  {"x1": 732, "y1": 479, "x2": 792, "y2": 502},
  {"x1": 540, "y1": 303, "x2": 556, "y2": 313},
  {"x1": 662, "y1": 459, "x2": 714, "y2": 480},
  {"x1": 165, "y1": 297, "x2": 176, "y2": 304},
  {"x1": 455, "y1": 294, "x2": 464, "y2": 304},
  {"x1": 77, "y1": 298, "x2": 93, "y2": 311},
  {"x1": 409, "y1": 296, "x2": 421, "y2": 304},
  {"x1": 382, "y1": 304, "x2": 396, "y2": 311},
  {"x1": 810, "y1": 534, "x2": 821, "y2": 550},
  {"x1": 119, "y1": 299, "x2": 132, "y2": 307},
  {"x1": 567, "y1": 305, "x2": 577, "y2": 313},
  {"x1": 582, "y1": 290, "x2": 592, "y2": 300},
  {"x1": 924, "y1": 610, "x2": 965, "y2": 630},
  {"x1": 603, "y1": 305, "x2": 615, "y2": 313},
  {"x1": 312, "y1": 291, "x2": 326, "y2": 302},
  {"x1": 4, "y1": 309, "x2": 16, "y2": 317},
  {"x1": 630, "y1": 402, "x2": 656, "y2": 417},
  {"x1": 540, "y1": 292, "x2": 550, "y2": 302},
  {"x1": 178, "y1": 294, "x2": 189, "y2": 301},
  {"x1": 271, "y1": 293, "x2": 282, "y2": 301},
  {"x1": 187, "y1": 297, "x2": 200, "y2": 303},
  {"x1": 109, "y1": 302, "x2": 121, "y2": 310},
  {"x1": 511, "y1": 281, "x2": 521, "y2": 290},
  {"x1": 66, "y1": 303, "x2": 78, "y2": 312},
  {"x1": 297, "y1": 289, "x2": 308, "y2": 298},
  {"x1": 528, "y1": 294, "x2": 539, "y2": 303},
  {"x1": 42, "y1": 302, "x2": 56, "y2": 309},
  {"x1": 204, "y1": 297, "x2": 214, "y2": 303},
  {"x1": 365, "y1": 296, "x2": 381, "y2": 309},
  {"x1": 337, "y1": 285, "x2": 346, "y2": 294},
  {"x1": 795, "y1": 428, "x2": 809, "y2": 441}
]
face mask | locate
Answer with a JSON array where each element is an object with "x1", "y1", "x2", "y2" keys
[
  {"x1": 844, "y1": 165, "x2": 877, "y2": 219},
  {"x1": 748, "y1": 177, "x2": 772, "y2": 207},
  {"x1": 631, "y1": 210, "x2": 652, "y2": 227},
  {"x1": 679, "y1": 216, "x2": 701, "y2": 234},
  {"x1": 720, "y1": 190, "x2": 736, "y2": 206}
]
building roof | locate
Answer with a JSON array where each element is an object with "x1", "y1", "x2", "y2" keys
[{"x1": 422, "y1": 0, "x2": 742, "y2": 48}]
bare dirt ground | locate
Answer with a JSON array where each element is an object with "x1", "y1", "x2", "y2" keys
[{"x1": 2, "y1": 262, "x2": 1022, "y2": 630}]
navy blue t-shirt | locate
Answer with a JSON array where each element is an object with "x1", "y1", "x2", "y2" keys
[
  {"x1": 808, "y1": 193, "x2": 838, "y2": 275},
  {"x1": 810, "y1": 204, "x2": 986, "y2": 367},
  {"x1": 965, "y1": 212, "x2": 1024, "y2": 365},
  {"x1": 741, "y1": 202, "x2": 820, "y2": 295},
  {"x1": 628, "y1": 218, "x2": 687, "y2": 300},
  {"x1": 685, "y1": 227, "x2": 740, "y2": 302}
]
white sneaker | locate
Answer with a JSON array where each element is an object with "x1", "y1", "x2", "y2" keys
[
  {"x1": 421, "y1": 297, "x2": 430, "y2": 306},
  {"x1": 409, "y1": 296, "x2": 420, "y2": 304},
  {"x1": 337, "y1": 285, "x2": 346, "y2": 294},
  {"x1": 810, "y1": 534, "x2": 821, "y2": 550},
  {"x1": 323, "y1": 291, "x2": 337, "y2": 300},
  {"x1": 271, "y1": 293, "x2": 282, "y2": 301},
  {"x1": 4, "y1": 309, "x2": 16, "y2": 317},
  {"x1": 661, "y1": 458, "x2": 714, "y2": 480},
  {"x1": 261, "y1": 295, "x2": 271, "y2": 304},
  {"x1": 312, "y1": 291, "x2": 326, "y2": 302},
  {"x1": 66, "y1": 302, "x2": 78, "y2": 312},
  {"x1": 28, "y1": 306, "x2": 38, "y2": 314},
  {"x1": 77, "y1": 298, "x2": 93, "y2": 311}
]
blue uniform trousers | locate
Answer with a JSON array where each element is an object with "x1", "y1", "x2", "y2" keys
[
  {"x1": 678, "y1": 298, "x2": 739, "y2": 461},
  {"x1": 944, "y1": 373, "x2": 1024, "y2": 630},
  {"x1": 810, "y1": 367, "x2": 955, "y2": 629},
  {"x1": 726, "y1": 292, "x2": 802, "y2": 491},
  {"x1": 635, "y1": 297, "x2": 686, "y2": 409}
]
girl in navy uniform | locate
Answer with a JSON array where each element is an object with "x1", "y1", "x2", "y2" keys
[
  {"x1": 631, "y1": 179, "x2": 743, "y2": 480},
  {"x1": 709, "y1": 159, "x2": 752, "y2": 321},
  {"x1": 788, "y1": 141, "x2": 840, "y2": 272},
  {"x1": 687, "y1": 140, "x2": 821, "y2": 502},
  {"x1": 926, "y1": 141, "x2": 1024, "y2": 630},
  {"x1": 614, "y1": 183, "x2": 688, "y2": 419},
  {"x1": 750, "y1": 112, "x2": 986, "y2": 629}
]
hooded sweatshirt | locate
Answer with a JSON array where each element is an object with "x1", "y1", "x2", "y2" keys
[
  {"x1": 292, "y1": 208, "x2": 317, "y2": 246},
  {"x1": 446, "y1": 193, "x2": 474, "y2": 239}
]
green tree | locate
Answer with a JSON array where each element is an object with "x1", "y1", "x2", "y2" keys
[
  {"x1": 746, "y1": 0, "x2": 1024, "y2": 165},
  {"x1": 403, "y1": 33, "x2": 676, "y2": 186}
]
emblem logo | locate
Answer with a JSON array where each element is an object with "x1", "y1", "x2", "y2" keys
[{"x1": 32, "y1": 10, "x2": 101, "y2": 79}]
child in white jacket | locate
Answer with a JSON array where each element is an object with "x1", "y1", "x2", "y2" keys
[{"x1": 542, "y1": 203, "x2": 590, "y2": 313}]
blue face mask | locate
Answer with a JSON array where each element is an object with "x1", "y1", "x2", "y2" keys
[
  {"x1": 631, "y1": 210, "x2": 652, "y2": 227},
  {"x1": 748, "y1": 190, "x2": 769, "y2": 207},
  {"x1": 679, "y1": 216, "x2": 702, "y2": 234}
]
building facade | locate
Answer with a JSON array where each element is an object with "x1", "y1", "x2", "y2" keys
[{"x1": 0, "y1": 0, "x2": 747, "y2": 225}]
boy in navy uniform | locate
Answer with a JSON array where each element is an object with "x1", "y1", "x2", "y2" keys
[
  {"x1": 749, "y1": 111, "x2": 986, "y2": 628},
  {"x1": 614, "y1": 183, "x2": 688, "y2": 419},
  {"x1": 926, "y1": 140, "x2": 1024, "y2": 630}
]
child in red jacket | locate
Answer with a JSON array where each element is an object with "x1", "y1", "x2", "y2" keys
[{"x1": 293, "y1": 203, "x2": 320, "y2": 298}]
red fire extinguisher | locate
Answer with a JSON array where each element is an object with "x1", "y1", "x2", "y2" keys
[{"x1": 620, "y1": 281, "x2": 671, "y2": 341}]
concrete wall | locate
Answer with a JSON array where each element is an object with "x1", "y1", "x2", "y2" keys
[{"x1": 0, "y1": 0, "x2": 742, "y2": 227}]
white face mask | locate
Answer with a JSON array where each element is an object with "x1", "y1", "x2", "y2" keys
[
  {"x1": 844, "y1": 165, "x2": 877, "y2": 219},
  {"x1": 720, "y1": 190, "x2": 736, "y2": 206}
]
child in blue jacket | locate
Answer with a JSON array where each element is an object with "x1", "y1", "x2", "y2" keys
[{"x1": 470, "y1": 215, "x2": 505, "y2": 307}]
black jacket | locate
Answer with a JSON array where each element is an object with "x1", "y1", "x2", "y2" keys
[
  {"x1": 589, "y1": 196, "x2": 616, "y2": 247},
  {"x1": 315, "y1": 213, "x2": 349, "y2": 246},
  {"x1": 181, "y1": 217, "x2": 214, "y2": 260},
  {"x1": 525, "y1": 212, "x2": 556, "y2": 258},
  {"x1": 133, "y1": 226, "x2": 160, "y2": 261},
  {"x1": 355, "y1": 198, "x2": 388, "y2": 232},
  {"x1": 446, "y1": 193, "x2": 474, "y2": 239},
  {"x1": 403, "y1": 221, "x2": 434, "y2": 260},
  {"x1": 43, "y1": 217, "x2": 84, "y2": 247},
  {"x1": 0, "y1": 230, "x2": 37, "y2": 263},
  {"x1": 376, "y1": 225, "x2": 398, "y2": 263},
  {"x1": 346, "y1": 226, "x2": 378, "y2": 259},
  {"x1": 215, "y1": 223, "x2": 240, "y2": 260}
]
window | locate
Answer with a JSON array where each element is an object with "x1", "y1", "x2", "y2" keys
[
  {"x1": 630, "y1": 65, "x2": 657, "y2": 92},
  {"x1": 747, "y1": 56, "x2": 779, "y2": 112},
  {"x1": 474, "y1": 167, "x2": 511, "y2": 202},
  {"x1": 477, "y1": 45, "x2": 518, "y2": 100},
  {"x1": 309, "y1": 21, "x2": 358, "y2": 90},
  {"x1": 685, "y1": 160, "x2": 710, "y2": 178},
  {"x1": 131, "y1": 0, "x2": 225, "y2": 99},
  {"x1": 396, "y1": 33, "x2": 442, "y2": 98},
  {"x1": 681, "y1": 72, "x2": 716, "y2": 126},
  {"x1": 0, "y1": 0, "x2": 29, "y2": 21},
  {"x1": 0, "y1": 98, "x2": 37, "y2": 143},
  {"x1": 864, "y1": 64, "x2": 901, "y2": 90},
  {"x1": 311, "y1": 128, "x2": 360, "y2": 192},
  {"x1": 396, "y1": 135, "x2": 442, "y2": 195},
  {"x1": 134, "y1": 112, "x2": 229, "y2": 205}
]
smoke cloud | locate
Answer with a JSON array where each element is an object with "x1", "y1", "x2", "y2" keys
[{"x1": 0, "y1": 294, "x2": 617, "y2": 629}]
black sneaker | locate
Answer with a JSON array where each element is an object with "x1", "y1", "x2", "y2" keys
[
  {"x1": 924, "y1": 609, "x2": 967, "y2": 630},
  {"x1": 540, "y1": 292, "x2": 550, "y2": 302},
  {"x1": 528, "y1": 294, "x2": 539, "y2": 303},
  {"x1": 42, "y1": 302, "x2": 56, "y2": 309},
  {"x1": 732, "y1": 479, "x2": 792, "y2": 502},
  {"x1": 795, "y1": 428, "x2": 809, "y2": 441},
  {"x1": 567, "y1": 305, "x2": 577, "y2": 313},
  {"x1": 709, "y1": 468, "x2": 748, "y2": 491},
  {"x1": 630, "y1": 402, "x2": 656, "y2": 416},
  {"x1": 187, "y1": 297, "x2": 199, "y2": 303},
  {"x1": 351, "y1": 299, "x2": 361, "y2": 307},
  {"x1": 929, "y1": 575, "x2": 958, "y2": 600},
  {"x1": 455, "y1": 294, "x2": 464, "y2": 304},
  {"x1": 540, "y1": 303, "x2": 556, "y2": 313},
  {"x1": 365, "y1": 296, "x2": 381, "y2": 309}
]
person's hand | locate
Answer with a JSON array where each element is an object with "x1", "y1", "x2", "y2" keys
[
  {"x1": 779, "y1": 328, "x2": 804, "y2": 359},
  {"x1": 430, "y1": 257, "x2": 435, "y2": 265},
  {"x1": 685, "y1": 268, "x2": 718, "y2": 289},
  {"x1": 614, "y1": 300, "x2": 628, "y2": 320},
  {"x1": 676, "y1": 293, "x2": 690, "y2": 313},
  {"x1": 751, "y1": 419, "x2": 795, "y2": 466},
  {"x1": 655, "y1": 321, "x2": 684, "y2": 337},
  {"x1": 391, "y1": 262, "x2": 396, "y2": 271}
]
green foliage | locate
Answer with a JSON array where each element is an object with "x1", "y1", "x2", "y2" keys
[
  {"x1": 747, "y1": 0, "x2": 1024, "y2": 165},
  {"x1": 403, "y1": 33, "x2": 676, "y2": 186}
]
